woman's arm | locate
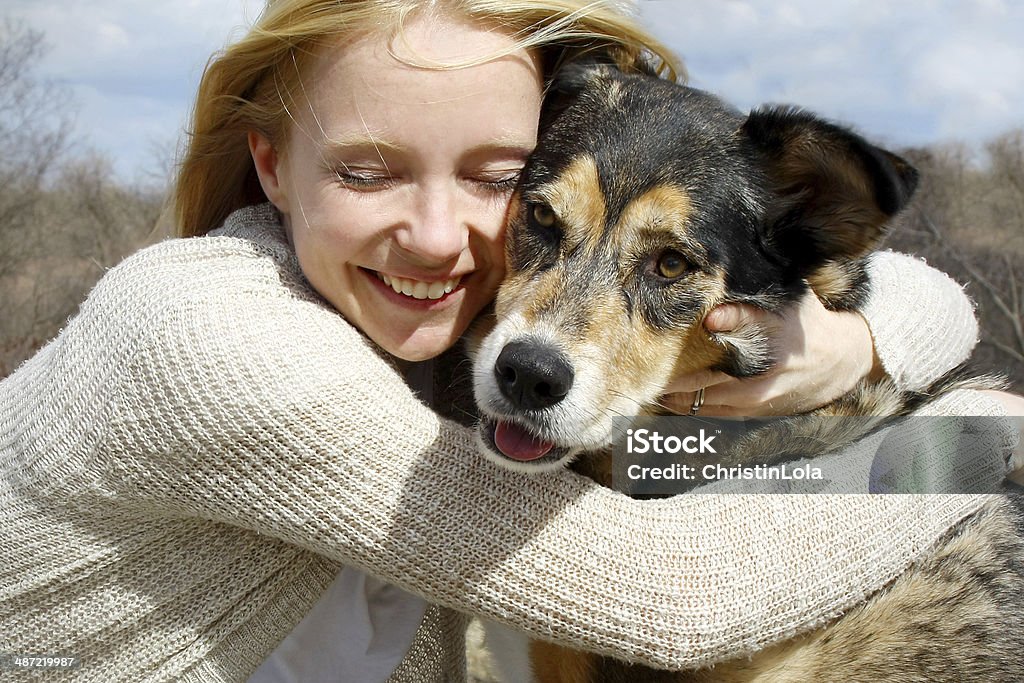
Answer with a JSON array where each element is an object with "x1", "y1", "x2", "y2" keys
[
  {"x1": 664, "y1": 251, "x2": 979, "y2": 416},
  {"x1": 860, "y1": 250, "x2": 979, "y2": 389},
  {"x1": 76, "y1": 252, "x2": 989, "y2": 670}
]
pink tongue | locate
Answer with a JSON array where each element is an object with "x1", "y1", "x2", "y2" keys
[{"x1": 494, "y1": 421, "x2": 555, "y2": 462}]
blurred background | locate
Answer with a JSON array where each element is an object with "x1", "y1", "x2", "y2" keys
[{"x1": 1, "y1": 0, "x2": 1022, "y2": 387}]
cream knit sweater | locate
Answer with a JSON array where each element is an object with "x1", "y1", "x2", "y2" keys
[{"x1": 0, "y1": 204, "x2": 1009, "y2": 682}]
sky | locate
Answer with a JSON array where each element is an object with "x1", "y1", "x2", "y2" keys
[{"x1": 5, "y1": 0, "x2": 1024, "y2": 181}]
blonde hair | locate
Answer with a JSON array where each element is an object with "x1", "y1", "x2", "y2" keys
[{"x1": 173, "y1": 0, "x2": 684, "y2": 237}]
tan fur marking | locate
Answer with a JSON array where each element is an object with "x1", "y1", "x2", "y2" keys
[
  {"x1": 530, "y1": 640, "x2": 595, "y2": 683},
  {"x1": 493, "y1": 272, "x2": 529, "y2": 319},
  {"x1": 806, "y1": 260, "x2": 856, "y2": 307},
  {"x1": 536, "y1": 155, "x2": 606, "y2": 253},
  {"x1": 616, "y1": 184, "x2": 694, "y2": 243},
  {"x1": 518, "y1": 270, "x2": 568, "y2": 324},
  {"x1": 574, "y1": 263, "x2": 729, "y2": 419},
  {"x1": 663, "y1": 267, "x2": 731, "y2": 377},
  {"x1": 597, "y1": 184, "x2": 720, "y2": 407},
  {"x1": 503, "y1": 157, "x2": 607, "y2": 325}
]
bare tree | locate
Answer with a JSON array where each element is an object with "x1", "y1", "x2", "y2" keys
[
  {"x1": 0, "y1": 20, "x2": 73, "y2": 371},
  {"x1": 892, "y1": 136, "x2": 1024, "y2": 390},
  {"x1": 0, "y1": 21, "x2": 166, "y2": 376},
  {"x1": 0, "y1": 19, "x2": 71, "y2": 276}
]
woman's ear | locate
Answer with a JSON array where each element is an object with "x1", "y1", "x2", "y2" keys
[{"x1": 248, "y1": 131, "x2": 289, "y2": 212}]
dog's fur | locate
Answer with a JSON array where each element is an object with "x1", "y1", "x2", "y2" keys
[{"x1": 470, "y1": 62, "x2": 1024, "y2": 682}]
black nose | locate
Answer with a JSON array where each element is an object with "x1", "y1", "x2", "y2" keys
[{"x1": 494, "y1": 340, "x2": 575, "y2": 411}]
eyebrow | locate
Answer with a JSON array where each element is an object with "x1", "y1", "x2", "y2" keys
[
  {"x1": 320, "y1": 134, "x2": 535, "y2": 161},
  {"x1": 321, "y1": 134, "x2": 405, "y2": 158}
]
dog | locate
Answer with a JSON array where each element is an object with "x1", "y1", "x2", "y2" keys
[{"x1": 469, "y1": 61, "x2": 1024, "y2": 682}]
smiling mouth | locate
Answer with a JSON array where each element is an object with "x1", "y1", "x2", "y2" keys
[{"x1": 373, "y1": 271, "x2": 462, "y2": 301}]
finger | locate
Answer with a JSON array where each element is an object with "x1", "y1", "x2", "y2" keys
[
  {"x1": 662, "y1": 385, "x2": 740, "y2": 417},
  {"x1": 693, "y1": 403, "x2": 748, "y2": 418},
  {"x1": 660, "y1": 391, "x2": 699, "y2": 416},
  {"x1": 705, "y1": 303, "x2": 762, "y2": 333},
  {"x1": 698, "y1": 400, "x2": 787, "y2": 418},
  {"x1": 694, "y1": 377, "x2": 799, "y2": 416},
  {"x1": 700, "y1": 380, "x2": 769, "y2": 410},
  {"x1": 662, "y1": 368, "x2": 733, "y2": 394},
  {"x1": 660, "y1": 387, "x2": 738, "y2": 416}
]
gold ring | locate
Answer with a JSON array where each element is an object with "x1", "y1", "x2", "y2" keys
[{"x1": 689, "y1": 387, "x2": 706, "y2": 416}]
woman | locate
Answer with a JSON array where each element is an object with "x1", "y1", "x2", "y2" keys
[{"x1": 1, "y1": 1, "x2": 1017, "y2": 681}]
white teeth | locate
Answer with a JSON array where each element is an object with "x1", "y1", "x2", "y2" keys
[
  {"x1": 376, "y1": 272, "x2": 462, "y2": 300},
  {"x1": 426, "y1": 281, "x2": 446, "y2": 299}
]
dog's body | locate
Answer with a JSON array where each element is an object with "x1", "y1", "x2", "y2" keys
[{"x1": 470, "y1": 63, "x2": 1024, "y2": 681}]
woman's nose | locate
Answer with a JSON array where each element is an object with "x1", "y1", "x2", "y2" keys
[{"x1": 394, "y1": 185, "x2": 469, "y2": 264}]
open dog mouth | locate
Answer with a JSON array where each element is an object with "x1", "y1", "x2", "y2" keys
[{"x1": 479, "y1": 417, "x2": 571, "y2": 466}]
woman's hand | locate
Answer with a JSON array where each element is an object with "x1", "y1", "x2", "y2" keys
[{"x1": 661, "y1": 292, "x2": 880, "y2": 417}]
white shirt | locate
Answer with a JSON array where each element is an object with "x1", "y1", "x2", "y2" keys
[
  {"x1": 248, "y1": 361, "x2": 435, "y2": 683},
  {"x1": 247, "y1": 567, "x2": 428, "y2": 683}
]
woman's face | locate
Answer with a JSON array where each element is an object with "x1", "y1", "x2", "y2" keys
[{"x1": 250, "y1": 14, "x2": 543, "y2": 361}]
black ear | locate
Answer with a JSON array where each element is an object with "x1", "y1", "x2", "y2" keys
[
  {"x1": 742, "y1": 106, "x2": 918, "y2": 269},
  {"x1": 540, "y1": 59, "x2": 613, "y2": 134}
]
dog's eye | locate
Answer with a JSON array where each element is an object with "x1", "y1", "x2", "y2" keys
[
  {"x1": 530, "y1": 204, "x2": 557, "y2": 228},
  {"x1": 655, "y1": 250, "x2": 688, "y2": 279}
]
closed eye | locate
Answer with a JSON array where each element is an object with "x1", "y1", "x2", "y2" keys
[
  {"x1": 333, "y1": 168, "x2": 396, "y2": 191},
  {"x1": 466, "y1": 169, "x2": 521, "y2": 194}
]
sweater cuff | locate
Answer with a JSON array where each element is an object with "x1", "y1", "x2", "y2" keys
[
  {"x1": 861, "y1": 251, "x2": 978, "y2": 391},
  {"x1": 915, "y1": 388, "x2": 1020, "y2": 474}
]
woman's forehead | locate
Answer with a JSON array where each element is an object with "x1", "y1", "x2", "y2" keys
[
  {"x1": 285, "y1": 15, "x2": 542, "y2": 152},
  {"x1": 313, "y1": 11, "x2": 540, "y2": 77},
  {"x1": 301, "y1": 15, "x2": 542, "y2": 116}
]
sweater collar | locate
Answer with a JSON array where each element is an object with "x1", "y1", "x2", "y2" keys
[{"x1": 210, "y1": 203, "x2": 297, "y2": 267}]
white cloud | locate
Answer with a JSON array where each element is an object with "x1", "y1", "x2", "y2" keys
[
  {"x1": 638, "y1": 0, "x2": 1024, "y2": 148},
  {"x1": 6, "y1": 0, "x2": 264, "y2": 177},
  {"x1": 4, "y1": 0, "x2": 1022, "y2": 178},
  {"x1": 910, "y1": 39, "x2": 1024, "y2": 140}
]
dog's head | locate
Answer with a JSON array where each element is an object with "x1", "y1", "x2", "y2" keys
[{"x1": 472, "y1": 63, "x2": 918, "y2": 471}]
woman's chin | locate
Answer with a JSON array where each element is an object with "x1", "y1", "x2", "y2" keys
[{"x1": 373, "y1": 325, "x2": 465, "y2": 362}]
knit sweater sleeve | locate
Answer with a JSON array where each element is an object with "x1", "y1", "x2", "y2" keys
[
  {"x1": 861, "y1": 251, "x2": 979, "y2": 390},
  {"x1": 67, "y1": 237, "x2": 988, "y2": 670}
]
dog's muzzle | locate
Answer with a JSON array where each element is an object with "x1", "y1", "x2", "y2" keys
[
  {"x1": 493, "y1": 340, "x2": 574, "y2": 411},
  {"x1": 476, "y1": 338, "x2": 577, "y2": 465}
]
